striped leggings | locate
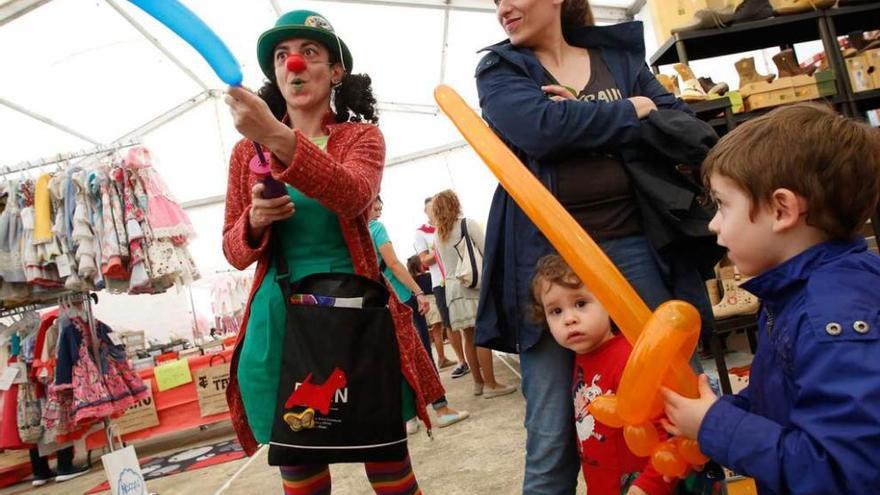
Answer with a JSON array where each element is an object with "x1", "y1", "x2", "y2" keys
[{"x1": 280, "y1": 455, "x2": 420, "y2": 494}]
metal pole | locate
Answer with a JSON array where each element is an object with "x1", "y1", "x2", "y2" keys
[
  {"x1": 104, "y1": 0, "x2": 210, "y2": 91},
  {"x1": 439, "y1": 0, "x2": 451, "y2": 85},
  {"x1": 187, "y1": 286, "x2": 200, "y2": 343},
  {"x1": 0, "y1": 97, "x2": 100, "y2": 145}
]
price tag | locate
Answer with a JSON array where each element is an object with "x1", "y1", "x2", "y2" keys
[
  {"x1": 0, "y1": 366, "x2": 20, "y2": 391},
  {"x1": 56, "y1": 255, "x2": 72, "y2": 278}
]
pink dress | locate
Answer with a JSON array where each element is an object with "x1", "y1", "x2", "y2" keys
[{"x1": 125, "y1": 147, "x2": 194, "y2": 239}]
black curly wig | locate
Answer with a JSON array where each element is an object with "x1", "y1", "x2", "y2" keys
[{"x1": 257, "y1": 45, "x2": 378, "y2": 125}]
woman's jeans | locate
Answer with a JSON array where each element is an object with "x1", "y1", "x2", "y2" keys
[{"x1": 521, "y1": 235, "x2": 712, "y2": 494}]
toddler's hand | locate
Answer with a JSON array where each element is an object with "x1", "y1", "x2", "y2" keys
[{"x1": 625, "y1": 486, "x2": 648, "y2": 495}]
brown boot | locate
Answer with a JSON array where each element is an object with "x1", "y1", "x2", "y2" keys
[
  {"x1": 656, "y1": 74, "x2": 680, "y2": 97},
  {"x1": 736, "y1": 56, "x2": 775, "y2": 87},
  {"x1": 772, "y1": 49, "x2": 817, "y2": 78},
  {"x1": 674, "y1": 63, "x2": 708, "y2": 102}
]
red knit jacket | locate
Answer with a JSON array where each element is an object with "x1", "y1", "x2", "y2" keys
[{"x1": 223, "y1": 117, "x2": 445, "y2": 455}]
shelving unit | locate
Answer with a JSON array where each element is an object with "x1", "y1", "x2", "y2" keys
[{"x1": 650, "y1": 5, "x2": 880, "y2": 393}]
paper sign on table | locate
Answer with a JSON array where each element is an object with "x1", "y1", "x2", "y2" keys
[
  {"x1": 110, "y1": 384, "x2": 159, "y2": 435},
  {"x1": 154, "y1": 359, "x2": 192, "y2": 392}
]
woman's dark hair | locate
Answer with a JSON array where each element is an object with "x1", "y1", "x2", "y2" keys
[
  {"x1": 561, "y1": 0, "x2": 595, "y2": 28},
  {"x1": 257, "y1": 43, "x2": 378, "y2": 124}
]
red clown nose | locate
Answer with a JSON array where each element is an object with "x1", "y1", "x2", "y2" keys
[{"x1": 286, "y1": 53, "x2": 307, "y2": 73}]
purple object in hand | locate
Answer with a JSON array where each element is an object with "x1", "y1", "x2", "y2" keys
[{"x1": 248, "y1": 145, "x2": 288, "y2": 199}]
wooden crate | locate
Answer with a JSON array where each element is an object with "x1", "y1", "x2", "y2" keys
[
  {"x1": 790, "y1": 74, "x2": 824, "y2": 102},
  {"x1": 814, "y1": 70, "x2": 837, "y2": 98},
  {"x1": 862, "y1": 48, "x2": 880, "y2": 89},
  {"x1": 742, "y1": 78, "x2": 797, "y2": 111},
  {"x1": 845, "y1": 53, "x2": 875, "y2": 93}
]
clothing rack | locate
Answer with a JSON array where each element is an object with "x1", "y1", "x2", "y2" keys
[
  {"x1": 0, "y1": 292, "x2": 87, "y2": 321},
  {"x1": 0, "y1": 139, "x2": 143, "y2": 177},
  {"x1": 1, "y1": 292, "x2": 120, "y2": 453}
]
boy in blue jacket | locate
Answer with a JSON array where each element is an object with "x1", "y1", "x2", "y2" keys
[{"x1": 662, "y1": 102, "x2": 880, "y2": 494}]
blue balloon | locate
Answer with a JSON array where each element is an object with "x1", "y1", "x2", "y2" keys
[{"x1": 128, "y1": 0, "x2": 243, "y2": 86}]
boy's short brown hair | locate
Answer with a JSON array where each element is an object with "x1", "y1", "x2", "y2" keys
[
  {"x1": 702, "y1": 102, "x2": 880, "y2": 240},
  {"x1": 528, "y1": 254, "x2": 583, "y2": 326}
]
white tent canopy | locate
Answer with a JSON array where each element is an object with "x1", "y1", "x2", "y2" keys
[{"x1": 3, "y1": 0, "x2": 798, "y2": 341}]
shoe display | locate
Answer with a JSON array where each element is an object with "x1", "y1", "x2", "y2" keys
[
  {"x1": 55, "y1": 465, "x2": 89, "y2": 483},
  {"x1": 731, "y1": 0, "x2": 775, "y2": 24},
  {"x1": 483, "y1": 384, "x2": 518, "y2": 399},
  {"x1": 846, "y1": 31, "x2": 880, "y2": 57},
  {"x1": 699, "y1": 76, "x2": 730, "y2": 95},
  {"x1": 735, "y1": 56, "x2": 776, "y2": 87},
  {"x1": 451, "y1": 363, "x2": 470, "y2": 379},
  {"x1": 437, "y1": 410, "x2": 470, "y2": 428},
  {"x1": 705, "y1": 279, "x2": 722, "y2": 306},
  {"x1": 773, "y1": 48, "x2": 817, "y2": 77},
  {"x1": 671, "y1": 4, "x2": 736, "y2": 34},
  {"x1": 674, "y1": 63, "x2": 709, "y2": 102},
  {"x1": 656, "y1": 73, "x2": 681, "y2": 96},
  {"x1": 770, "y1": 0, "x2": 835, "y2": 15},
  {"x1": 406, "y1": 417, "x2": 420, "y2": 435},
  {"x1": 712, "y1": 265, "x2": 760, "y2": 320}
]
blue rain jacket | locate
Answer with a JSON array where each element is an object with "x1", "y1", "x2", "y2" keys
[{"x1": 699, "y1": 238, "x2": 880, "y2": 494}]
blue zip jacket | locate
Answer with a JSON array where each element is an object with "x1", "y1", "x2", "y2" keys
[
  {"x1": 699, "y1": 238, "x2": 880, "y2": 494},
  {"x1": 473, "y1": 22, "x2": 691, "y2": 353}
]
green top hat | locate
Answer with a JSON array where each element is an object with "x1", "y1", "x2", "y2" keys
[{"x1": 257, "y1": 10, "x2": 353, "y2": 80}]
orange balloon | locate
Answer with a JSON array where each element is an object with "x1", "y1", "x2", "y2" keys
[
  {"x1": 588, "y1": 395, "x2": 625, "y2": 428},
  {"x1": 649, "y1": 390, "x2": 665, "y2": 420},
  {"x1": 623, "y1": 422, "x2": 660, "y2": 458},
  {"x1": 617, "y1": 301, "x2": 701, "y2": 425},
  {"x1": 652, "y1": 441, "x2": 689, "y2": 479},
  {"x1": 674, "y1": 436, "x2": 709, "y2": 466}
]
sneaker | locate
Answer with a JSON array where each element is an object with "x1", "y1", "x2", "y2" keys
[
  {"x1": 32, "y1": 471, "x2": 56, "y2": 487},
  {"x1": 405, "y1": 418, "x2": 419, "y2": 435},
  {"x1": 450, "y1": 363, "x2": 470, "y2": 379},
  {"x1": 437, "y1": 410, "x2": 470, "y2": 428},
  {"x1": 55, "y1": 465, "x2": 89, "y2": 483},
  {"x1": 438, "y1": 358, "x2": 456, "y2": 370},
  {"x1": 483, "y1": 384, "x2": 517, "y2": 399}
]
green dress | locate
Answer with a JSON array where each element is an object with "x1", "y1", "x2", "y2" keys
[{"x1": 237, "y1": 137, "x2": 357, "y2": 444}]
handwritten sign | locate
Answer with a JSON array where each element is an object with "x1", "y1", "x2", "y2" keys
[{"x1": 154, "y1": 359, "x2": 192, "y2": 392}]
